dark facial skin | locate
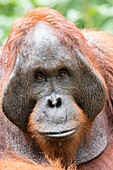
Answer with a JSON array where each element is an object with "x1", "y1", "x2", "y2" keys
[{"x1": 2, "y1": 22, "x2": 106, "y2": 166}]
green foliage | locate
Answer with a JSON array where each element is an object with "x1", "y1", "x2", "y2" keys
[{"x1": 0, "y1": 0, "x2": 113, "y2": 45}]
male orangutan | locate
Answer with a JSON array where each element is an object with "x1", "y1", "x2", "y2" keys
[{"x1": 0, "y1": 7, "x2": 113, "y2": 170}]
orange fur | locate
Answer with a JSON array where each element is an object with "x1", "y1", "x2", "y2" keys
[
  {"x1": 28, "y1": 101, "x2": 90, "y2": 165},
  {"x1": 0, "y1": 152, "x2": 76, "y2": 170},
  {"x1": 0, "y1": 7, "x2": 113, "y2": 170},
  {"x1": 2, "y1": 8, "x2": 101, "y2": 86}
]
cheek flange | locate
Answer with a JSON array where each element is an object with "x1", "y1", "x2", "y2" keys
[{"x1": 2, "y1": 70, "x2": 36, "y2": 132}]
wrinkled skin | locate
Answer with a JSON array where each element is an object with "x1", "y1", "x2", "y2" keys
[{"x1": 1, "y1": 7, "x2": 113, "y2": 170}]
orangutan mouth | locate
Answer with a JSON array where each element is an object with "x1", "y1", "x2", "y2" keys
[{"x1": 39, "y1": 128, "x2": 77, "y2": 138}]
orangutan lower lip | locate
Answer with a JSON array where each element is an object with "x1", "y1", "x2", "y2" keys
[{"x1": 39, "y1": 128, "x2": 77, "y2": 138}]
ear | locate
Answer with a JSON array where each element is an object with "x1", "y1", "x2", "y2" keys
[
  {"x1": 75, "y1": 51, "x2": 107, "y2": 120},
  {"x1": 2, "y1": 57, "x2": 36, "y2": 132}
]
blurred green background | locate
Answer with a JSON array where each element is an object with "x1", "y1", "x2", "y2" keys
[{"x1": 0, "y1": 0, "x2": 113, "y2": 45}]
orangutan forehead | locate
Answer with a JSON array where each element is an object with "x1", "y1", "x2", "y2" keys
[
  {"x1": 20, "y1": 21, "x2": 74, "y2": 64},
  {"x1": 28, "y1": 21, "x2": 60, "y2": 53}
]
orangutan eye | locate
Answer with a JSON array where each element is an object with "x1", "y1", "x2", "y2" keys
[
  {"x1": 35, "y1": 72, "x2": 45, "y2": 82},
  {"x1": 58, "y1": 69, "x2": 67, "y2": 79}
]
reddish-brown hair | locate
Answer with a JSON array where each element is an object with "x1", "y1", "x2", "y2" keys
[{"x1": 2, "y1": 7, "x2": 99, "y2": 79}]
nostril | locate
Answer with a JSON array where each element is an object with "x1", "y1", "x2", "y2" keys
[
  {"x1": 56, "y1": 97, "x2": 62, "y2": 108},
  {"x1": 48, "y1": 97, "x2": 62, "y2": 108},
  {"x1": 48, "y1": 99, "x2": 54, "y2": 108}
]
